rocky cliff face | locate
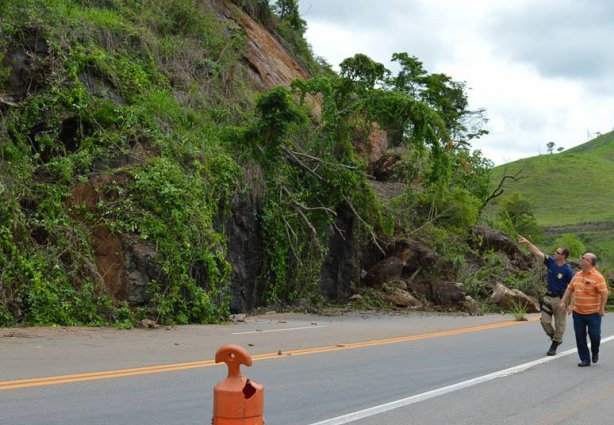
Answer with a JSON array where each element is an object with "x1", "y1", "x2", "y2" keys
[
  {"x1": 62, "y1": 0, "x2": 323, "y2": 312},
  {"x1": 218, "y1": 1, "x2": 310, "y2": 91},
  {"x1": 218, "y1": 1, "x2": 322, "y2": 311}
]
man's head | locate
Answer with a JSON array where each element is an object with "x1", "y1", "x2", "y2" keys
[
  {"x1": 554, "y1": 247, "x2": 569, "y2": 259},
  {"x1": 580, "y1": 252, "x2": 597, "y2": 271}
]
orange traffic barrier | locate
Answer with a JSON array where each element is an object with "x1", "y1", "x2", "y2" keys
[{"x1": 212, "y1": 344, "x2": 264, "y2": 425}]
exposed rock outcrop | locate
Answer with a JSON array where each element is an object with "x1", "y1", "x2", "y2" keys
[
  {"x1": 71, "y1": 174, "x2": 163, "y2": 304},
  {"x1": 1, "y1": 26, "x2": 49, "y2": 105},
  {"x1": 371, "y1": 152, "x2": 401, "y2": 182},
  {"x1": 217, "y1": 0, "x2": 321, "y2": 116},
  {"x1": 220, "y1": 1, "x2": 310, "y2": 90},
  {"x1": 64, "y1": 1, "x2": 319, "y2": 311},
  {"x1": 225, "y1": 191, "x2": 265, "y2": 312},
  {"x1": 321, "y1": 207, "x2": 362, "y2": 301}
]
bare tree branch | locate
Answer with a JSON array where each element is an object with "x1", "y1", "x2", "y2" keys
[
  {"x1": 481, "y1": 168, "x2": 525, "y2": 209},
  {"x1": 280, "y1": 145, "x2": 325, "y2": 181},
  {"x1": 343, "y1": 196, "x2": 385, "y2": 255},
  {"x1": 280, "y1": 145, "x2": 383, "y2": 253},
  {"x1": 289, "y1": 149, "x2": 359, "y2": 170},
  {"x1": 409, "y1": 206, "x2": 454, "y2": 235}
]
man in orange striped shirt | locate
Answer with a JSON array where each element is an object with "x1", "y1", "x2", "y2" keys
[{"x1": 559, "y1": 253, "x2": 608, "y2": 367}]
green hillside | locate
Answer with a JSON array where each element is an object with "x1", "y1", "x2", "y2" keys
[
  {"x1": 491, "y1": 131, "x2": 614, "y2": 226},
  {"x1": 489, "y1": 131, "x2": 614, "y2": 265}
]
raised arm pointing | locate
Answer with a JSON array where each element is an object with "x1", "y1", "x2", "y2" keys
[{"x1": 518, "y1": 235, "x2": 545, "y2": 261}]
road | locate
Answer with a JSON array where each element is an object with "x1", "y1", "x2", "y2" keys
[{"x1": 1, "y1": 311, "x2": 613, "y2": 424}]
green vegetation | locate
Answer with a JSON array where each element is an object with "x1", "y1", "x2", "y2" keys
[
  {"x1": 492, "y1": 192, "x2": 543, "y2": 241},
  {"x1": 488, "y1": 131, "x2": 614, "y2": 226},
  {"x1": 0, "y1": 0, "x2": 254, "y2": 326},
  {"x1": 510, "y1": 300, "x2": 528, "y2": 321},
  {"x1": 486, "y1": 131, "x2": 614, "y2": 269},
  {"x1": 1, "y1": 0, "x2": 531, "y2": 326},
  {"x1": 460, "y1": 250, "x2": 541, "y2": 301}
]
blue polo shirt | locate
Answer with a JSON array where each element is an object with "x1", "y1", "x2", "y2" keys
[{"x1": 544, "y1": 255, "x2": 574, "y2": 295}]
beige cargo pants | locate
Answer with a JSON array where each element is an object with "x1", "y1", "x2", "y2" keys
[{"x1": 541, "y1": 295, "x2": 567, "y2": 343}]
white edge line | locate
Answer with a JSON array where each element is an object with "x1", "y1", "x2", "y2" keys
[
  {"x1": 307, "y1": 335, "x2": 614, "y2": 425},
  {"x1": 232, "y1": 325, "x2": 327, "y2": 335}
]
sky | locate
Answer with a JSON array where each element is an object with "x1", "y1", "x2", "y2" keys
[{"x1": 297, "y1": 0, "x2": 614, "y2": 165}]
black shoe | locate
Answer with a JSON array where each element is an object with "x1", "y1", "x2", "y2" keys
[
  {"x1": 546, "y1": 341, "x2": 560, "y2": 356},
  {"x1": 578, "y1": 361, "x2": 591, "y2": 367},
  {"x1": 592, "y1": 353, "x2": 599, "y2": 363}
]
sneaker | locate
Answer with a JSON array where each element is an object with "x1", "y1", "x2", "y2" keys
[
  {"x1": 592, "y1": 353, "x2": 599, "y2": 363},
  {"x1": 578, "y1": 361, "x2": 590, "y2": 367},
  {"x1": 546, "y1": 341, "x2": 560, "y2": 356}
]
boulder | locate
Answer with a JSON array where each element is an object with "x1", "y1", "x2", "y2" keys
[
  {"x1": 393, "y1": 239, "x2": 438, "y2": 274},
  {"x1": 378, "y1": 287, "x2": 423, "y2": 308},
  {"x1": 470, "y1": 225, "x2": 518, "y2": 256},
  {"x1": 432, "y1": 281, "x2": 466, "y2": 306},
  {"x1": 469, "y1": 225, "x2": 532, "y2": 269},
  {"x1": 405, "y1": 279, "x2": 432, "y2": 302},
  {"x1": 362, "y1": 257, "x2": 405, "y2": 288},
  {"x1": 491, "y1": 283, "x2": 539, "y2": 313},
  {"x1": 460, "y1": 296, "x2": 482, "y2": 316}
]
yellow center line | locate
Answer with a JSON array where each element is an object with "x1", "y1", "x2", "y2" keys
[{"x1": 0, "y1": 316, "x2": 539, "y2": 391}]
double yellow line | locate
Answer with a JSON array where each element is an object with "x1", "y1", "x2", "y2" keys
[{"x1": 0, "y1": 316, "x2": 538, "y2": 391}]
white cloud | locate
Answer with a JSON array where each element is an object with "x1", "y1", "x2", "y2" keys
[{"x1": 298, "y1": 0, "x2": 614, "y2": 165}]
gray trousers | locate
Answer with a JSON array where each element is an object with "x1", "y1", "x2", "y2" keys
[{"x1": 541, "y1": 295, "x2": 567, "y2": 343}]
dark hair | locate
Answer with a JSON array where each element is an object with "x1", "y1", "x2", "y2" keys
[{"x1": 559, "y1": 248, "x2": 570, "y2": 258}]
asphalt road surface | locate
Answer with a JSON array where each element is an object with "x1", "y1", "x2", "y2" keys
[{"x1": 2, "y1": 311, "x2": 614, "y2": 425}]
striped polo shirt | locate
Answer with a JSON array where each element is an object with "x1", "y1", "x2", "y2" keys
[{"x1": 567, "y1": 268, "x2": 608, "y2": 315}]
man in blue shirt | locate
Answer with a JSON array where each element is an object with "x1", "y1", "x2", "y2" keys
[{"x1": 519, "y1": 235, "x2": 574, "y2": 355}]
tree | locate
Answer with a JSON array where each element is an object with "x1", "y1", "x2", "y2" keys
[
  {"x1": 250, "y1": 86, "x2": 305, "y2": 157},
  {"x1": 386, "y1": 52, "x2": 488, "y2": 147},
  {"x1": 273, "y1": 0, "x2": 306, "y2": 34},
  {"x1": 339, "y1": 53, "x2": 389, "y2": 90},
  {"x1": 292, "y1": 52, "x2": 490, "y2": 186},
  {"x1": 388, "y1": 52, "x2": 427, "y2": 97},
  {"x1": 234, "y1": 0, "x2": 275, "y2": 27},
  {"x1": 546, "y1": 141, "x2": 555, "y2": 154}
]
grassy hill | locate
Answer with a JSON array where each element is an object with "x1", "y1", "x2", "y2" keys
[{"x1": 489, "y1": 131, "x2": 614, "y2": 265}]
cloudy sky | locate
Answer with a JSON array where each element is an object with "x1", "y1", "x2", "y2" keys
[{"x1": 297, "y1": 0, "x2": 614, "y2": 165}]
